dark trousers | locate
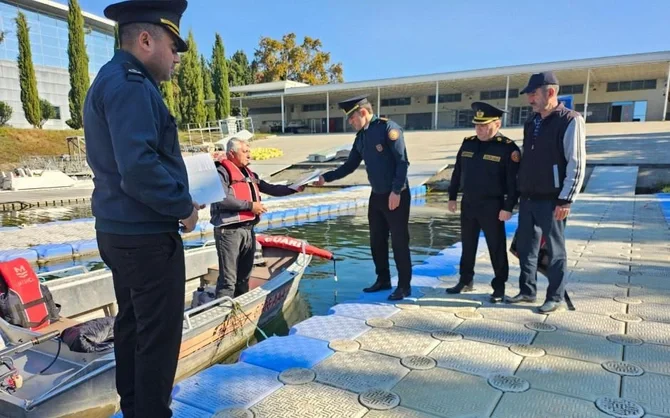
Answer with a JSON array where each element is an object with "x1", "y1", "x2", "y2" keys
[
  {"x1": 368, "y1": 188, "x2": 412, "y2": 288},
  {"x1": 214, "y1": 225, "x2": 256, "y2": 298},
  {"x1": 516, "y1": 198, "x2": 568, "y2": 302},
  {"x1": 459, "y1": 195, "x2": 509, "y2": 291},
  {"x1": 97, "y1": 231, "x2": 185, "y2": 418}
]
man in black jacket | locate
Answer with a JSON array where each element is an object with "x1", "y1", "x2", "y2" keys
[
  {"x1": 507, "y1": 72, "x2": 586, "y2": 313},
  {"x1": 210, "y1": 137, "x2": 303, "y2": 299},
  {"x1": 446, "y1": 102, "x2": 520, "y2": 303}
]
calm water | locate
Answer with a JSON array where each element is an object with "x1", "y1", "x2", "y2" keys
[
  {"x1": 0, "y1": 203, "x2": 94, "y2": 227},
  {"x1": 14, "y1": 193, "x2": 462, "y2": 350}
]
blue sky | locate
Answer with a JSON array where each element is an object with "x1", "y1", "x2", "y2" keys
[{"x1": 66, "y1": 0, "x2": 668, "y2": 82}]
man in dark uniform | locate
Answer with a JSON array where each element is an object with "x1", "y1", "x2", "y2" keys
[
  {"x1": 446, "y1": 102, "x2": 520, "y2": 303},
  {"x1": 316, "y1": 95, "x2": 412, "y2": 300},
  {"x1": 84, "y1": 1, "x2": 197, "y2": 417}
]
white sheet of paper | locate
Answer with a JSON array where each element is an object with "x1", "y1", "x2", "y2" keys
[
  {"x1": 289, "y1": 169, "x2": 322, "y2": 190},
  {"x1": 183, "y1": 153, "x2": 226, "y2": 205}
]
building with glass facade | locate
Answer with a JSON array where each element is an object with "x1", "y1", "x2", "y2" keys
[
  {"x1": 233, "y1": 51, "x2": 670, "y2": 134},
  {"x1": 0, "y1": 0, "x2": 114, "y2": 129}
]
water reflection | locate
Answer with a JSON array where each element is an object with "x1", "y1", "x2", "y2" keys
[{"x1": 0, "y1": 204, "x2": 93, "y2": 227}]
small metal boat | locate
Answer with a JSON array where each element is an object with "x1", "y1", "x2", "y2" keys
[{"x1": 0, "y1": 238, "x2": 316, "y2": 417}]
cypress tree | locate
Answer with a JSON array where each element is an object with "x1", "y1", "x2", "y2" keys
[
  {"x1": 159, "y1": 81, "x2": 177, "y2": 116},
  {"x1": 211, "y1": 33, "x2": 230, "y2": 119},
  {"x1": 16, "y1": 12, "x2": 41, "y2": 128},
  {"x1": 177, "y1": 31, "x2": 205, "y2": 126},
  {"x1": 66, "y1": 0, "x2": 90, "y2": 130},
  {"x1": 114, "y1": 23, "x2": 120, "y2": 50},
  {"x1": 200, "y1": 55, "x2": 216, "y2": 121}
]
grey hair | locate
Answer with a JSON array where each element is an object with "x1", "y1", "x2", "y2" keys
[
  {"x1": 119, "y1": 22, "x2": 165, "y2": 49},
  {"x1": 543, "y1": 84, "x2": 560, "y2": 96},
  {"x1": 226, "y1": 137, "x2": 249, "y2": 153}
]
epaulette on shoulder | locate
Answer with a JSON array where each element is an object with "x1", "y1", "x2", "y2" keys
[
  {"x1": 465, "y1": 135, "x2": 476, "y2": 141},
  {"x1": 378, "y1": 117, "x2": 389, "y2": 122},
  {"x1": 495, "y1": 135, "x2": 514, "y2": 144},
  {"x1": 123, "y1": 62, "x2": 146, "y2": 83}
]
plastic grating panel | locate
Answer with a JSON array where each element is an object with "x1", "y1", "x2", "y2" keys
[
  {"x1": 170, "y1": 400, "x2": 212, "y2": 417},
  {"x1": 30, "y1": 243, "x2": 73, "y2": 260},
  {"x1": 69, "y1": 239, "x2": 98, "y2": 254},
  {"x1": 289, "y1": 315, "x2": 371, "y2": 342},
  {"x1": 172, "y1": 362, "x2": 282, "y2": 413},
  {"x1": 411, "y1": 263, "x2": 457, "y2": 277},
  {"x1": 239, "y1": 334, "x2": 333, "y2": 372},
  {"x1": 392, "y1": 274, "x2": 442, "y2": 288},
  {"x1": 328, "y1": 302, "x2": 400, "y2": 320},
  {"x1": 0, "y1": 248, "x2": 38, "y2": 263}
]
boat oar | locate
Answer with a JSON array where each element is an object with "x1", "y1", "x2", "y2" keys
[{"x1": 0, "y1": 330, "x2": 60, "y2": 358}]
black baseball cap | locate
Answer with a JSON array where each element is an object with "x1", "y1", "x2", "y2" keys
[{"x1": 520, "y1": 71, "x2": 560, "y2": 94}]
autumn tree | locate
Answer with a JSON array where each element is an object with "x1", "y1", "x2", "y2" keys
[{"x1": 253, "y1": 33, "x2": 343, "y2": 85}]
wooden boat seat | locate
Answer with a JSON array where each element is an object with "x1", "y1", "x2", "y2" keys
[{"x1": 39, "y1": 317, "x2": 80, "y2": 335}]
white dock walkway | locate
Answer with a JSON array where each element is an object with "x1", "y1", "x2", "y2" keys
[{"x1": 160, "y1": 165, "x2": 670, "y2": 418}]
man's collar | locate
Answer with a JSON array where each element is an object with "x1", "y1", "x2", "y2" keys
[
  {"x1": 363, "y1": 114, "x2": 377, "y2": 131},
  {"x1": 112, "y1": 49, "x2": 158, "y2": 88},
  {"x1": 537, "y1": 102, "x2": 564, "y2": 120}
]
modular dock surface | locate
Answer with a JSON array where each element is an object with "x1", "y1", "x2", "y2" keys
[{"x1": 150, "y1": 166, "x2": 670, "y2": 418}]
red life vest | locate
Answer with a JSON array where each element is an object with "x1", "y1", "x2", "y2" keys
[
  {"x1": 217, "y1": 160, "x2": 262, "y2": 225},
  {"x1": 0, "y1": 258, "x2": 60, "y2": 331}
]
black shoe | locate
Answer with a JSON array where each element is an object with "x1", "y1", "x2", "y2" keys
[
  {"x1": 489, "y1": 289, "x2": 505, "y2": 303},
  {"x1": 363, "y1": 281, "x2": 392, "y2": 293},
  {"x1": 388, "y1": 287, "x2": 411, "y2": 301},
  {"x1": 446, "y1": 282, "x2": 474, "y2": 294}
]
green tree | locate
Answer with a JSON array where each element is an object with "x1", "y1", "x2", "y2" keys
[
  {"x1": 0, "y1": 101, "x2": 12, "y2": 126},
  {"x1": 114, "y1": 23, "x2": 120, "y2": 50},
  {"x1": 211, "y1": 34, "x2": 230, "y2": 120},
  {"x1": 228, "y1": 49, "x2": 252, "y2": 87},
  {"x1": 254, "y1": 33, "x2": 344, "y2": 84},
  {"x1": 66, "y1": 0, "x2": 90, "y2": 130},
  {"x1": 39, "y1": 99, "x2": 55, "y2": 128},
  {"x1": 177, "y1": 31, "x2": 205, "y2": 127},
  {"x1": 16, "y1": 12, "x2": 42, "y2": 128},
  {"x1": 159, "y1": 81, "x2": 177, "y2": 117},
  {"x1": 200, "y1": 54, "x2": 216, "y2": 121}
]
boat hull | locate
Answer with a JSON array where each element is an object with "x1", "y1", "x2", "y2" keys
[{"x1": 0, "y1": 250, "x2": 310, "y2": 418}]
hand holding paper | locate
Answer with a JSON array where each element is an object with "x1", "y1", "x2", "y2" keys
[{"x1": 289, "y1": 169, "x2": 323, "y2": 191}]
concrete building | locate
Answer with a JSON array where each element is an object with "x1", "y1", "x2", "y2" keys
[
  {"x1": 0, "y1": 0, "x2": 115, "y2": 129},
  {"x1": 233, "y1": 51, "x2": 670, "y2": 134}
]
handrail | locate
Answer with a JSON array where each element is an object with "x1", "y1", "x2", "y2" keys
[{"x1": 183, "y1": 296, "x2": 235, "y2": 330}]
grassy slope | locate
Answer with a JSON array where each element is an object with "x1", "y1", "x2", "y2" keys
[{"x1": 0, "y1": 127, "x2": 274, "y2": 169}]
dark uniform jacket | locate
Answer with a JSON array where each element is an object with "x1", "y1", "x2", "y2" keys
[
  {"x1": 84, "y1": 50, "x2": 193, "y2": 234},
  {"x1": 448, "y1": 133, "x2": 521, "y2": 212},
  {"x1": 323, "y1": 116, "x2": 409, "y2": 194},
  {"x1": 518, "y1": 103, "x2": 586, "y2": 205},
  {"x1": 210, "y1": 164, "x2": 297, "y2": 227}
]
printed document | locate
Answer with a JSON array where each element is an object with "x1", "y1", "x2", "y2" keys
[
  {"x1": 289, "y1": 169, "x2": 322, "y2": 190},
  {"x1": 183, "y1": 153, "x2": 226, "y2": 205}
]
